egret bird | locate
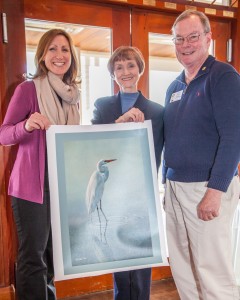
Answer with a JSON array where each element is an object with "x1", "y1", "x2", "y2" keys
[{"x1": 86, "y1": 159, "x2": 116, "y2": 231}]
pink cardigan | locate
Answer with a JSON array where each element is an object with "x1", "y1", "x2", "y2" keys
[{"x1": 0, "y1": 81, "x2": 46, "y2": 204}]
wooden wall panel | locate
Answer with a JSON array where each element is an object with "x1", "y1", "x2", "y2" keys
[
  {"x1": 23, "y1": 2, "x2": 172, "y2": 298},
  {"x1": 131, "y1": 11, "x2": 150, "y2": 96},
  {"x1": 0, "y1": 0, "x2": 237, "y2": 299},
  {"x1": 25, "y1": 0, "x2": 113, "y2": 27},
  {"x1": 55, "y1": 267, "x2": 172, "y2": 299},
  {"x1": 0, "y1": 0, "x2": 26, "y2": 299},
  {"x1": 232, "y1": 8, "x2": 240, "y2": 72},
  {"x1": 0, "y1": 286, "x2": 15, "y2": 300},
  {"x1": 210, "y1": 18, "x2": 231, "y2": 63},
  {"x1": 87, "y1": 0, "x2": 238, "y2": 19},
  {"x1": 132, "y1": 8, "x2": 233, "y2": 97},
  {"x1": 23, "y1": 0, "x2": 132, "y2": 298},
  {"x1": 24, "y1": 0, "x2": 131, "y2": 51},
  {"x1": 55, "y1": 274, "x2": 113, "y2": 299},
  {"x1": 131, "y1": 10, "x2": 176, "y2": 97}
]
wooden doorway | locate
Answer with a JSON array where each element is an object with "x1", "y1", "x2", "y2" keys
[
  {"x1": 131, "y1": 8, "x2": 232, "y2": 98},
  {"x1": 0, "y1": 1, "x2": 235, "y2": 299}
]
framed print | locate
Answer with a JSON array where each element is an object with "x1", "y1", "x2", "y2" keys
[{"x1": 46, "y1": 120, "x2": 168, "y2": 281}]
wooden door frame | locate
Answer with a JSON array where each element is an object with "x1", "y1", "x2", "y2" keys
[
  {"x1": 0, "y1": 0, "x2": 132, "y2": 298},
  {"x1": 0, "y1": 0, "x2": 26, "y2": 299},
  {"x1": 232, "y1": 8, "x2": 240, "y2": 72},
  {"x1": 131, "y1": 8, "x2": 233, "y2": 98},
  {"x1": 131, "y1": 9, "x2": 177, "y2": 97},
  {"x1": 23, "y1": 1, "x2": 173, "y2": 297},
  {"x1": 23, "y1": 0, "x2": 132, "y2": 298},
  {"x1": 1, "y1": 0, "x2": 238, "y2": 298}
]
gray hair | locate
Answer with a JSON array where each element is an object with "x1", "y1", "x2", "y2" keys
[{"x1": 172, "y1": 10, "x2": 211, "y2": 34}]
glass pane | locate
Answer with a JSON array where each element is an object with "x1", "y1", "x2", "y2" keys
[
  {"x1": 149, "y1": 33, "x2": 182, "y2": 107},
  {"x1": 149, "y1": 33, "x2": 182, "y2": 256},
  {"x1": 25, "y1": 19, "x2": 112, "y2": 124},
  {"x1": 149, "y1": 33, "x2": 182, "y2": 193}
]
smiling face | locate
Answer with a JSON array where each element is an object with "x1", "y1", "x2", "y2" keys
[
  {"x1": 43, "y1": 35, "x2": 71, "y2": 78},
  {"x1": 113, "y1": 59, "x2": 141, "y2": 93},
  {"x1": 173, "y1": 15, "x2": 211, "y2": 72}
]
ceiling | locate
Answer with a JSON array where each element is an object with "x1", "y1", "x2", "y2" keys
[{"x1": 25, "y1": 19, "x2": 176, "y2": 58}]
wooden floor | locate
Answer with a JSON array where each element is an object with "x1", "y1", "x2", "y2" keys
[{"x1": 63, "y1": 278, "x2": 180, "y2": 300}]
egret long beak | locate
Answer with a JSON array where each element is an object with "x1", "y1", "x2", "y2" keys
[{"x1": 104, "y1": 159, "x2": 117, "y2": 163}]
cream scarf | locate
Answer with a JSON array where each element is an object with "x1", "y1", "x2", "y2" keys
[{"x1": 33, "y1": 71, "x2": 80, "y2": 125}]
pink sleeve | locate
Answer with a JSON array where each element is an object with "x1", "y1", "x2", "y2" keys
[{"x1": 0, "y1": 82, "x2": 34, "y2": 145}]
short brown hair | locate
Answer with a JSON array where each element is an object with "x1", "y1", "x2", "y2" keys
[
  {"x1": 33, "y1": 29, "x2": 79, "y2": 84},
  {"x1": 107, "y1": 46, "x2": 145, "y2": 76},
  {"x1": 172, "y1": 10, "x2": 211, "y2": 34}
]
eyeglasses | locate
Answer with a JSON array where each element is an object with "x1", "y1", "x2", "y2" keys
[{"x1": 172, "y1": 32, "x2": 207, "y2": 45}]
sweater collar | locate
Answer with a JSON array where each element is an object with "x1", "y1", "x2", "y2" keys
[
  {"x1": 177, "y1": 55, "x2": 216, "y2": 83},
  {"x1": 108, "y1": 91, "x2": 148, "y2": 118}
]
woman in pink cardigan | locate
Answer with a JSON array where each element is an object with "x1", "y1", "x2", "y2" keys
[{"x1": 0, "y1": 29, "x2": 80, "y2": 300}]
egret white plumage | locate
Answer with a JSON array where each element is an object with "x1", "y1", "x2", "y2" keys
[{"x1": 86, "y1": 159, "x2": 116, "y2": 225}]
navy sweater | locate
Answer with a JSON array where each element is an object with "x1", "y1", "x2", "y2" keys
[{"x1": 163, "y1": 55, "x2": 240, "y2": 192}]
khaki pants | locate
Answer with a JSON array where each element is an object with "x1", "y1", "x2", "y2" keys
[{"x1": 165, "y1": 177, "x2": 240, "y2": 300}]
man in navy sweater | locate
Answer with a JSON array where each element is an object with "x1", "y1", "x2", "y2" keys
[{"x1": 163, "y1": 10, "x2": 240, "y2": 300}]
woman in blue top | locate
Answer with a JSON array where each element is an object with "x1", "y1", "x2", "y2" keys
[{"x1": 92, "y1": 46, "x2": 164, "y2": 300}]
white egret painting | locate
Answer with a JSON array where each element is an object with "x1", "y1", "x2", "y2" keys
[{"x1": 46, "y1": 121, "x2": 168, "y2": 281}]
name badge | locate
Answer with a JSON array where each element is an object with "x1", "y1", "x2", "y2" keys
[{"x1": 170, "y1": 90, "x2": 183, "y2": 103}]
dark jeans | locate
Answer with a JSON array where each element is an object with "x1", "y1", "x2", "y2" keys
[
  {"x1": 113, "y1": 268, "x2": 151, "y2": 300},
  {"x1": 11, "y1": 187, "x2": 56, "y2": 300}
]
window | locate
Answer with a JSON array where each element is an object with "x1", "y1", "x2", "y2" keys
[{"x1": 25, "y1": 19, "x2": 112, "y2": 125}]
